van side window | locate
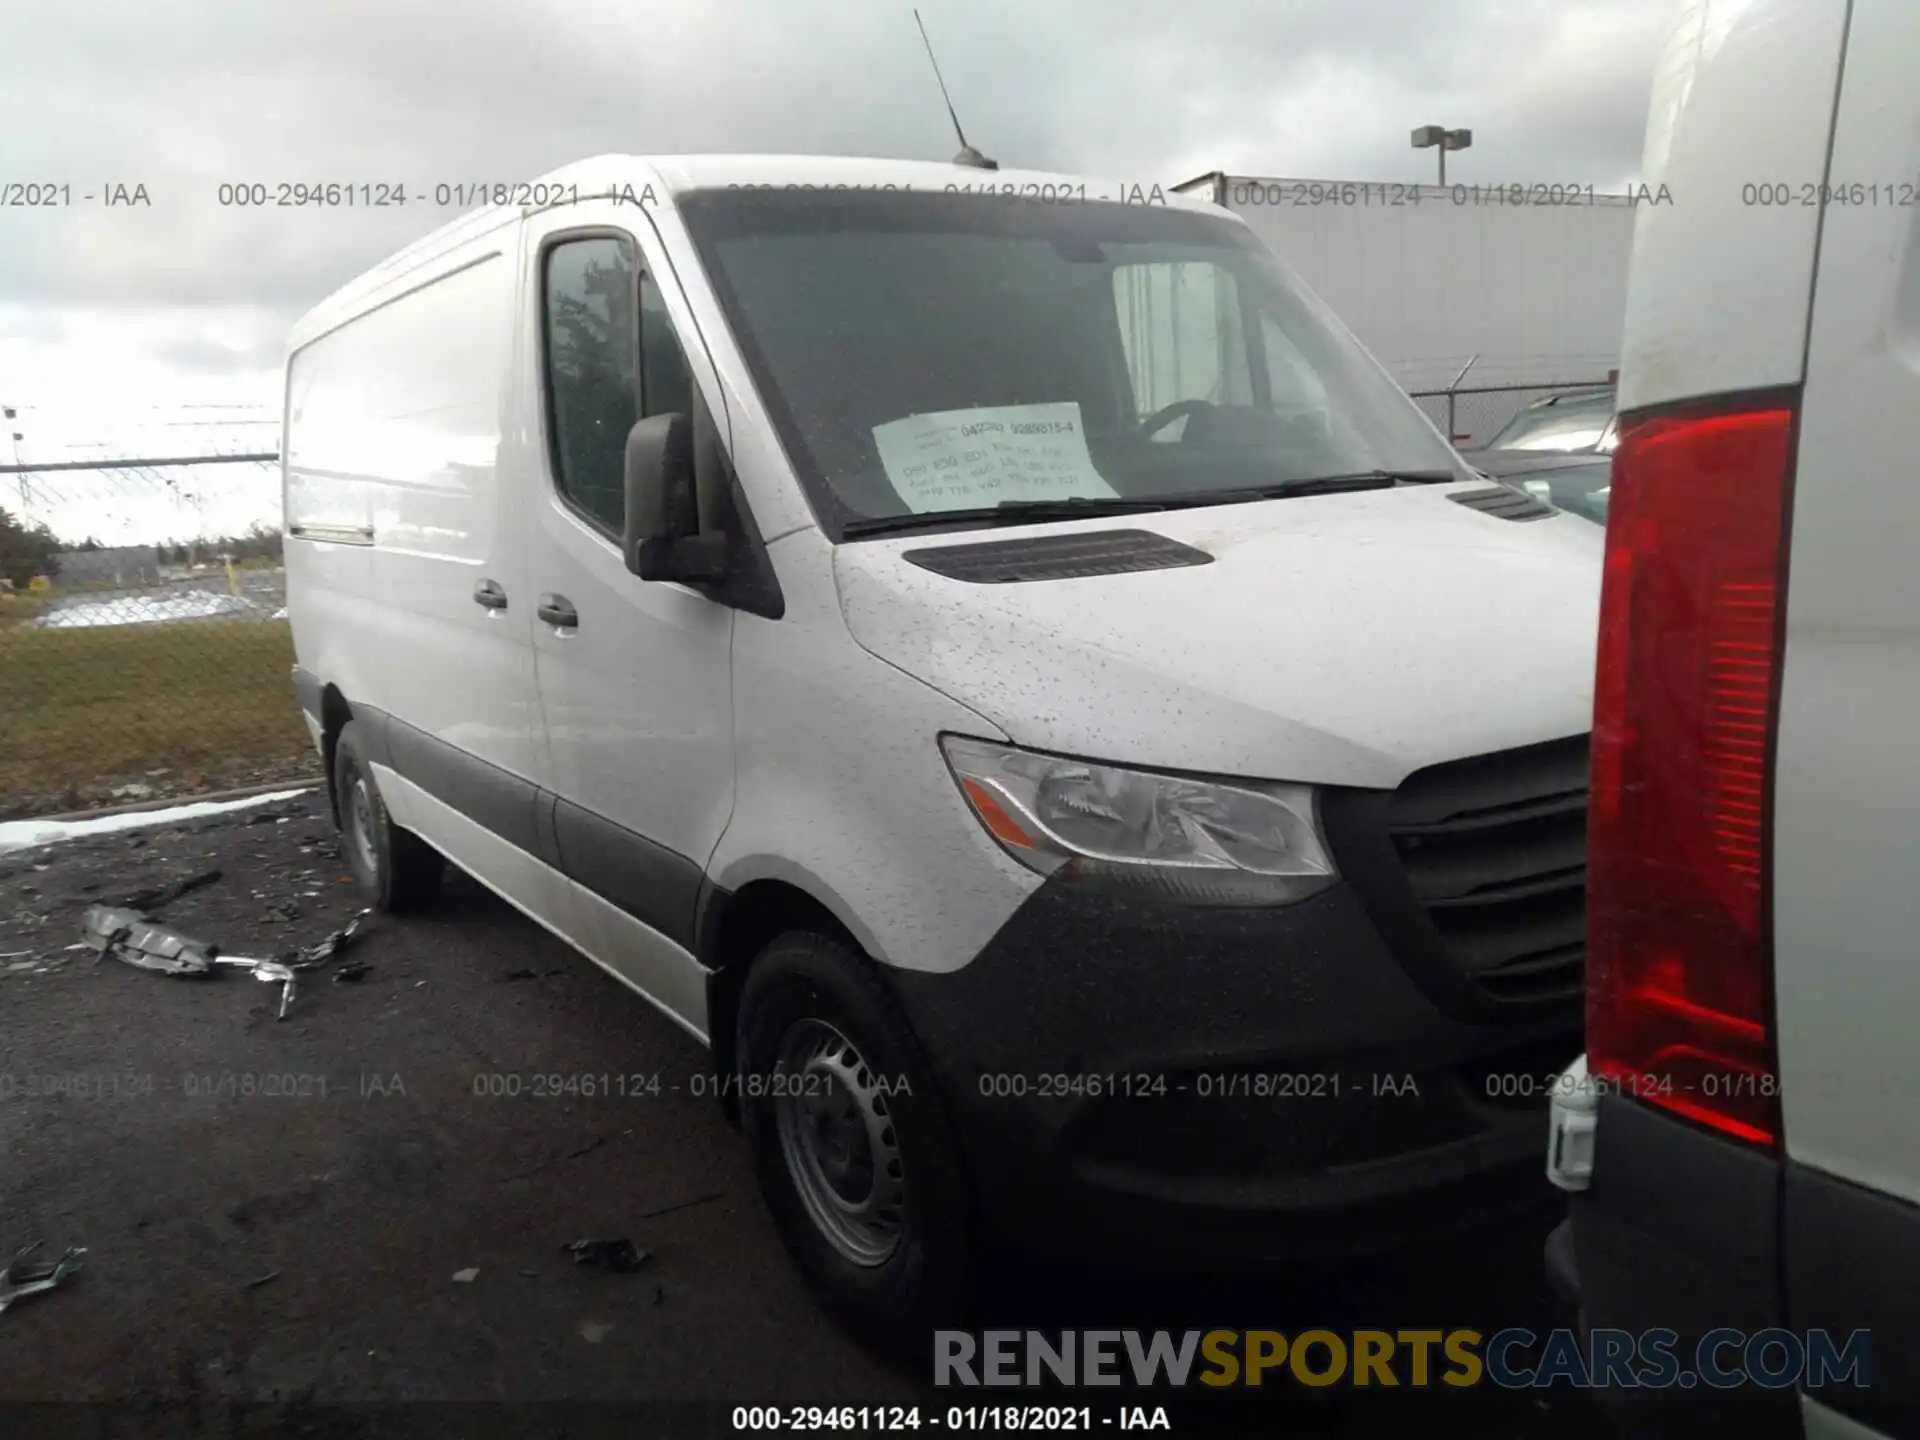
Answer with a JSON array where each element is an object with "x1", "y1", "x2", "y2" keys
[
  {"x1": 545, "y1": 236, "x2": 637, "y2": 531},
  {"x1": 1111, "y1": 262, "x2": 1255, "y2": 437},
  {"x1": 639, "y1": 277, "x2": 695, "y2": 420},
  {"x1": 544, "y1": 239, "x2": 700, "y2": 533}
]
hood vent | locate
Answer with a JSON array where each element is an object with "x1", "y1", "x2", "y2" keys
[
  {"x1": 902, "y1": 528, "x2": 1215, "y2": 584},
  {"x1": 1449, "y1": 486, "x2": 1557, "y2": 522}
]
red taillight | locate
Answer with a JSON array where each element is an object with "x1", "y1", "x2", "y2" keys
[{"x1": 1587, "y1": 397, "x2": 1796, "y2": 1147}]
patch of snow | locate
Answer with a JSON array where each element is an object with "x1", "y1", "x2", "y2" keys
[
  {"x1": 35, "y1": 591, "x2": 260, "y2": 629},
  {"x1": 0, "y1": 787, "x2": 316, "y2": 856}
]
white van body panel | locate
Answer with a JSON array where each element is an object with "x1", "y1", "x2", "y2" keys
[
  {"x1": 377, "y1": 763, "x2": 708, "y2": 1038},
  {"x1": 836, "y1": 494, "x2": 1603, "y2": 791},
  {"x1": 564, "y1": 879, "x2": 710, "y2": 1041},
  {"x1": 708, "y1": 525, "x2": 1044, "y2": 977},
  {"x1": 1771, "y1": 0, "x2": 1920, "y2": 1204},
  {"x1": 284, "y1": 227, "x2": 544, "y2": 786},
  {"x1": 373, "y1": 762, "x2": 572, "y2": 926},
  {"x1": 1614, "y1": 0, "x2": 1849, "y2": 412}
]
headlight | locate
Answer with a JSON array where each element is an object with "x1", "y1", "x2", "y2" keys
[{"x1": 940, "y1": 735, "x2": 1337, "y2": 906}]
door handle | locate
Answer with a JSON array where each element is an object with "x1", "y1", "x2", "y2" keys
[
  {"x1": 473, "y1": 578, "x2": 508, "y2": 610},
  {"x1": 537, "y1": 593, "x2": 578, "y2": 629}
]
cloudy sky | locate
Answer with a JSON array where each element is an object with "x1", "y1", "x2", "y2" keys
[{"x1": 1, "y1": 0, "x2": 1678, "y2": 536}]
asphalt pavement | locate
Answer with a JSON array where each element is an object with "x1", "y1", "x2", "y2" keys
[{"x1": 0, "y1": 791, "x2": 1611, "y2": 1437}]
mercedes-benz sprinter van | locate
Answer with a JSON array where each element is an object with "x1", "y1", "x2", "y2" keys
[
  {"x1": 1545, "y1": 1, "x2": 1920, "y2": 1434},
  {"x1": 284, "y1": 154, "x2": 1603, "y2": 1331}
]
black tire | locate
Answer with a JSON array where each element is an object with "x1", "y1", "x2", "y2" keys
[
  {"x1": 333, "y1": 719, "x2": 444, "y2": 913},
  {"x1": 737, "y1": 932, "x2": 972, "y2": 1340}
]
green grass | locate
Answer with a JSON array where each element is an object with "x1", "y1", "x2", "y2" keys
[
  {"x1": 0, "y1": 592, "x2": 44, "y2": 626},
  {"x1": 0, "y1": 618, "x2": 315, "y2": 816}
]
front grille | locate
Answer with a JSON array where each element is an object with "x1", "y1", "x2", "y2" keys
[{"x1": 1384, "y1": 736, "x2": 1590, "y2": 1004}]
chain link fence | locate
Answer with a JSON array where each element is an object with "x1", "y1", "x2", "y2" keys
[
  {"x1": 0, "y1": 453, "x2": 319, "y2": 822},
  {"x1": 1408, "y1": 378, "x2": 1615, "y2": 451}
]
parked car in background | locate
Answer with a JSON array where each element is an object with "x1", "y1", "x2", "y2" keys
[
  {"x1": 1546, "y1": 0, "x2": 1919, "y2": 1435},
  {"x1": 1483, "y1": 385, "x2": 1618, "y2": 454},
  {"x1": 1461, "y1": 449, "x2": 1612, "y2": 526}
]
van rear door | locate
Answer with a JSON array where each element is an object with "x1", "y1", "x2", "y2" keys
[{"x1": 1771, "y1": 0, "x2": 1920, "y2": 1426}]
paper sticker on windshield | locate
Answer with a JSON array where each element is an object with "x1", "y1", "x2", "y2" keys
[{"x1": 870, "y1": 403, "x2": 1118, "y2": 513}]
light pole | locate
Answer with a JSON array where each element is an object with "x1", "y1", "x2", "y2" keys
[
  {"x1": 1411, "y1": 125, "x2": 1473, "y2": 186},
  {"x1": 3, "y1": 406, "x2": 28, "y2": 512}
]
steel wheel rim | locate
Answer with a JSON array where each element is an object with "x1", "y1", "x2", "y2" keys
[
  {"x1": 772, "y1": 1017, "x2": 906, "y2": 1267},
  {"x1": 348, "y1": 776, "x2": 380, "y2": 879}
]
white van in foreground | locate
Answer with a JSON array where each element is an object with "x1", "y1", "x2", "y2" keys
[
  {"x1": 284, "y1": 153, "x2": 1603, "y2": 1330},
  {"x1": 1546, "y1": 0, "x2": 1920, "y2": 1435}
]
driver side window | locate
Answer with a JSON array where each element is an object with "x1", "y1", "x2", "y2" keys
[
  {"x1": 1111, "y1": 262, "x2": 1252, "y2": 438},
  {"x1": 543, "y1": 234, "x2": 698, "y2": 535}
]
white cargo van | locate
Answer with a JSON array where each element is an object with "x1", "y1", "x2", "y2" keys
[
  {"x1": 283, "y1": 153, "x2": 1603, "y2": 1331},
  {"x1": 1545, "y1": 0, "x2": 1920, "y2": 1435}
]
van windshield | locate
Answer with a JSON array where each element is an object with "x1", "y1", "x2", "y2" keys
[{"x1": 678, "y1": 188, "x2": 1465, "y2": 538}]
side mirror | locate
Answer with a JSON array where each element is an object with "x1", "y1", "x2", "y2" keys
[{"x1": 622, "y1": 413, "x2": 728, "y2": 584}]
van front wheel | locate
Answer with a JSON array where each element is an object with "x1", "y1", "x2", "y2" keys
[
  {"x1": 333, "y1": 720, "x2": 445, "y2": 913},
  {"x1": 737, "y1": 933, "x2": 971, "y2": 1338}
]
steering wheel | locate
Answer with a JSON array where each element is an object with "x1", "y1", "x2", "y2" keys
[{"x1": 1138, "y1": 398, "x2": 1215, "y2": 441}]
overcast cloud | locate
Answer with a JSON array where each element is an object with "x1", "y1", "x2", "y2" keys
[{"x1": 1, "y1": 0, "x2": 1676, "y2": 436}]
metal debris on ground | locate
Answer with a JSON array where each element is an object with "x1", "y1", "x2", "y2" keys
[
  {"x1": 332, "y1": 960, "x2": 372, "y2": 984},
  {"x1": 452, "y1": 1268, "x2": 479, "y2": 1283},
  {"x1": 577, "y1": 1321, "x2": 611, "y2": 1344},
  {"x1": 81, "y1": 906, "x2": 215, "y2": 975},
  {"x1": 294, "y1": 909, "x2": 369, "y2": 965},
  {"x1": 78, "y1": 905, "x2": 374, "y2": 1020},
  {"x1": 245, "y1": 1271, "x2": 280, "y2": 1290},
  {"x1": 562, "y1": 1238, "x2": 651, "y2": 1274},
  {"x1": 217, "y1": 955, "x2": 301, "y2": 1019},
  {"x1": 0, "y1": 1242, "x2": 86, "y2": 1316}
]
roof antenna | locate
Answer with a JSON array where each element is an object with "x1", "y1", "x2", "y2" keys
[{"x1": 914, "y1": 9, "x2": 998, "y2": 170}]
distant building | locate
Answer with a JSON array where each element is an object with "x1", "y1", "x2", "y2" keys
[{"x1": 55, "y1": 545, "x2": 161, "y2": 587}]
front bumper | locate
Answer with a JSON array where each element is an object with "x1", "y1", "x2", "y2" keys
[{"x1": 886, "y1": 873, "x2": 1579, "y2": 1268}]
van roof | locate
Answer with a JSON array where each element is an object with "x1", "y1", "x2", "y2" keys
[{"x1": 286, "y1": 152, "x2": 1214, "y2": 353}]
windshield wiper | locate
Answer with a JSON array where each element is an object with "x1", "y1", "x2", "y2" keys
[
  {"x1": 1277, "y1": 469, "x2": 1458, "y2": 488},
  {"x1": 1149, "y1": 471, "x2": 1435, "y2": 506},
  {"x1": 838, "y1": 472, "x2": 1459, "y2": 539},
  {"x1": 840, "y1": 496, "x2": 1174, "y2": 538}
]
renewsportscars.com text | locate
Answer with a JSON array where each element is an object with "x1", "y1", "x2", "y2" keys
[{"x1": 934, "y1": 1327, "x2": 1872, "y2": 1391}]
